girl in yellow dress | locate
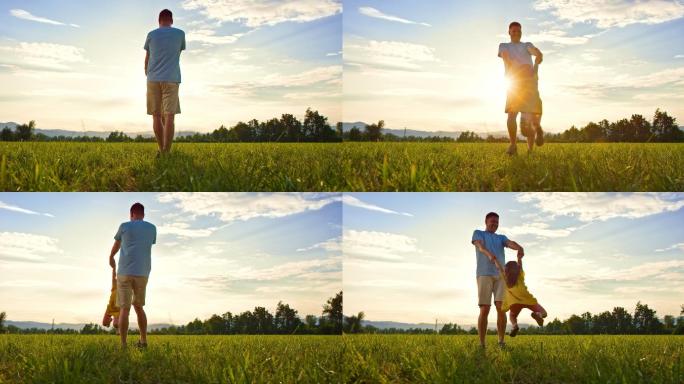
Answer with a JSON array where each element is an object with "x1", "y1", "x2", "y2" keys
[
  {"x1": 101, "y1": 266, "x2": 120, "y2": 331},
  {"x1": 497, "y1": 255, "x2": 547, "y2": 337}
]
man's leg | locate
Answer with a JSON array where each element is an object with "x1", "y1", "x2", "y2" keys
[
  {"x1": 153, "y1": 114, "x2": 163, "y2": 152},
  {"x1": 119, "y1": 307, "x2": 130, "y2": 347},
  {"x1": 133, "y1": 304, "x2": 147, "y2": 344},
  {"x1": 507, "y1": 112, "x2": 518, "y2": 155},
  {"x1": 494, "y1": 301, "x2": 506, "y2": 343},
  {"x1": 163, "y1": 113, "x2": 175, "y2": 153},
  {"x1": 478, "y1": 304, "x2": 490, "y2": 347}
]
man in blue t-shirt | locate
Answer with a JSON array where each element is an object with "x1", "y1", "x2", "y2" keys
[
  {"x1": 471, "y1": 212, "x2": 524, "y2": 348},
  {"x1": 108, "y1": 202, "x2": 156, "y2": 348},
  {"x1": 144, "y1": 9, "x2": 185, "y2": 156}
]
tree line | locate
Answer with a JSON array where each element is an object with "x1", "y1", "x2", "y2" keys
[
  {"x1": 0, "y1": 292, "x2": 343, "y2": 335},
  {"x1": 0, "y1": 109, "x2": 341, "y2": 143},
  {"x1": 342, "y1": 109, "x2": 682, "y2": 143},
  {"x1": 345, "y1": 302, "x2": 684, "y2": 335}
]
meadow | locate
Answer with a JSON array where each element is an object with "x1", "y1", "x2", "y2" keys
[
  {"x1": 1, "y1": 142, "x2": 682, "y2": 191},
  {"x1": 344, "y1": 334, "x2": 684, "y2": 383},
  {"x1": 0, "y1": 335, "x2": 344, "y2": 383}
]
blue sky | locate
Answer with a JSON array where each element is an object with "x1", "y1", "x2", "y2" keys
[
  {"x1": 0, "y1": 0, "x2": 341, "y2": 133},
  {"x1": 0, "y1": 193, "x2": 342, "y2": 324},
  {"x1": 343, "y1": 193, "x2": 684, "y2": 324},
  {"x1": 343, "y1": 0, "x2": 684, "y2": 132}
]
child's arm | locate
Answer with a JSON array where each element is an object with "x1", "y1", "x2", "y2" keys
[
  {"x1": 111, "y1": 267, "x2": 116, "y2": 290},
  {"x1": 517, "y1": 254, "x2": 523, "y2": 270}
]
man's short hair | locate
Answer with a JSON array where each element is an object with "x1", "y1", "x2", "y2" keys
[
  {"x1": 509, "y1": 21, "x2": 521, "y2": 30},
  {"x1": 130, "y1": 202, "x2": 145, "y2": 216},
  {"x1": 485, "y1": 212, "x2": 499, "y2": 220},
  {"x1": 159, "y1": 9, "x2": 173, "y2": 21}
]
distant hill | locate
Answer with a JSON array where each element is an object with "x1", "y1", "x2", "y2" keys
[
  {"x1": 342, "y1": 122, "x2": 510, "y2": 139},
  {"x1": 6, "y1": 320, "x2": 175, "y2": 331},
  {"x1": 0, "y1": 122, "x2": 199, "y2": 138}
]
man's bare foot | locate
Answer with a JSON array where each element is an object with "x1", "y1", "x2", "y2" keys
[{"x1": 506, "y1": 144, "x2": 517, "y2": 156}]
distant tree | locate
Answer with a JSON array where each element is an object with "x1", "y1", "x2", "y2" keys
[
  {"x1": 348, "y1": 126, "x2": 363, "y2": 141},
  {"x1": 252, "y1": 306, "x2": 274, "y2": 334},
  {"x1": 652, "y1": 109, "x2": 680, "y2": 142},
  {"x1": 364, "y1": 120, "x2": 384, "y2": 142},
  {"x1": 15, "y1": 120, "x2": 35, "y2": 141},
  {"x1": 633, "y1": 302, "x2": 662, "y2": 334},
  {"x1": 611, "y1": 306, "x2": 633, "y2": 334},
  {"x1": 0, "y1": 127, "x2": 14, "y2": 141},
  {"x1": 0, "y1": 311, "x2": 5, "y2": 332},
  {"x1": 280, "y1": 113, "x2": 302, "y2": 142},
  {"x1": 106, "y1": 131, "x2": 131, "y2": 142},
  {"x1": 302, "y1": 108, "x2": 336, "y2": 141},
  {"x1": 323, "y1": 291, "x2": 343, "y2": 334},
  {"x1": 275, "y1": 301, "x2": 301, "y2": 334},
  {"x1": 344, "y1": 311, "x2": 365, "y2": 334},
  {"x1": 456, "y1": 131, "x2": 484, "y2": 143}
]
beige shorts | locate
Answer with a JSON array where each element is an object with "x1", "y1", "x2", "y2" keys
[
  {"x1": 477, "y1": 275, "x2": 504, "y2": 306},
  {"x1": 116, "y1": 275, "x2": 148, "y2": 308},
  {"x1": 147, "y1": 81, "x2": 181, "y2": 115}
]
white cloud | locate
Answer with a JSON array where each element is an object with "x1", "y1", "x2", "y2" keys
[
  {"x1": 0, "y1": 232, "x2": 62, "y2": 263},
  {"x1": 534, "y1": 0, "x2": 684, "y2": 29},
  {"x1": 157, "y1": 222, "x2": 219, "y2": 238},
  {"x1": 344, "y1": 39, "x2": 438, "y2": 71},
  {"x1": 527, "y1": 30, "x2": 591, "y2": 45},
  {"x1": 297, "y1": 236, "x2": 342, "y2": 253},
  {"x1": 326, "y1": 51, "x2": 342, "y2": 57},
  {"x1": 358, "y1": 6, "x2": 431, "y2": 27},
  {"x1": 186, "y1": 29, "x2": 247, "y2": 45},
  {"x1": 516, "y1": 193, "x2": 684, "y2": 222},
  {"x1": 181, "y1": 0, "x2": 341, "y2": 27},
  {"x1": 157, "y1": 193, "x2": 340, "y2": 222},
  {"x1": 0, "y1": 42, "x2": 87, "y2": 71},
  {"x1": 676, "y1": 54, "x2": 684, "y2": 59},
  {"x1": 0, "y1": 201, "x2": 54, "y2": 217},
  {"x1": 344, "y1": 230, "x2": 421, "y2": 262},
  {"x1": 10, "y1": 9, "x2": 80, "y2": 28},
  {"x1": 502, "y1": 221, "x2": 574, "y2": 238},
  {"x1": 343, "y1": 195, "x2": 413, "y2": 217},
  {"x1": 655, "y1": 242, "x2": 684, "y2": 252}
]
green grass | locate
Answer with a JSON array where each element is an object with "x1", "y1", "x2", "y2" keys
[
  {"x1": 0, "y1": 335, "x2": 344, "y2": 384},
  {"x1": 344, "y1": 334, "x2": 684, "y2": 383},
  {"x1": 1, "y1": 142, "x2": 683, "y2": 191}
]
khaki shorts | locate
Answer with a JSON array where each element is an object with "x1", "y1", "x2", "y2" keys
[
  {"x1": 117, "y1": 275, "x2": 148, "y2": 308},
  {"x1": 147, "y1": 81, "x2": 181, "y2": 115},
  {"x1": 477, "y1": 275, "x2": 504, "y2": 306}
]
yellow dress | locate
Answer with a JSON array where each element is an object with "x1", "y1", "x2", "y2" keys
[
  {"x1": 105, "y1": 286, "x2": 119, "y2": 316},
  {"x1": 501, "y1": 270, "x2": 538, "y2": 312}
]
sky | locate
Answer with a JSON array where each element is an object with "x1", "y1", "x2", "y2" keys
[
  {"x1": 343, "y1": 0, "x2": 684, "y2": 133},
  {"x1": 0, "y1": 0, "x2": 342, "y2": 133},
  {"x1": 0, "y1": 193, "x2": 342, "y2": 325},
  {"x1": 343, "y1": 193, "x2": 684, "y2": 325}
]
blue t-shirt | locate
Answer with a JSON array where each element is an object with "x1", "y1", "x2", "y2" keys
[
  {"x1": 115, "y1": 220, "x2": 156, "y2": 277},
  {"x1": 144, "y1": 26, "x2": 185, "y2": 83},
  {"x1": 472, "y1": 229, "x2": 508, "y2": 277}
]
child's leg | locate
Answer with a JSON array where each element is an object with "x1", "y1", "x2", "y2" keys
[
  {"x1": 509, "y1": 304, "x2": 523, "y2": 327},
  {"x1": 531, "y1": 303, "x2": 547, "y2": 317}
]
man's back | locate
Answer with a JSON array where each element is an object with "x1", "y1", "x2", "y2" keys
[
  {"x1": 115, "y1": 220, "x2": 156, "y2": 277},
  {"x1": 144, "y1": 27, "x2": 185, "y2": 83}
]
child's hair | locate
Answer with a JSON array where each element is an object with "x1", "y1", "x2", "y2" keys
[{"x1": 504, "y1": 261, "x2": 520, "y2": 288}]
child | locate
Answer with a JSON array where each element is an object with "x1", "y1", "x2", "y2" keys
[
  {"x1": 101, "y1": 267, "x2": 120, "y2": 331},
  {"x1": 496, "y1": 254, "x2": 547, "y2": 337},
  {"x1": 520, "y1": 57, "x2": 544, "y2": 150}
]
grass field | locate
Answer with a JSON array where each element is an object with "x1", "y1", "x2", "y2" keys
[
  {"x1": 344, "y1": 334, "x2": 684, "y2": 383},
  {"x1": 0, "y1": 335, "x2": 344, "y2": 383},
  {"x1": 1, "y1": 142, "x2": 683, "y2": 191}
]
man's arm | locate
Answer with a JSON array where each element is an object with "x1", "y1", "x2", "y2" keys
[
  {"x1": 528, "y1": 45, "x2": 543, "y2": 64},
  {"x1": 144, "y1": 51, "x2": 150, "y2": 76},
  {"x1": 505, "y1": 239, "x2": 524, "y2": 260},
  {"x1": 109, "y1": 240, "x2": 121, "y2": 269},
  {"x1": 473, "y1": 239, "x2": 505, "y2": 272}
]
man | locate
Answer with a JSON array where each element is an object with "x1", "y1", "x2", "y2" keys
[
  {"x1": 109, "y1": 202, "x2": 157, "y2": 348},
  {"x1": 471, "y1": 212, "x2": 524, "y2": 348},
  {"x1": 144, "y1": 9, "x2": 186, "y2": 155},
  {"x1": 498, "y1": 21, "x2": 544, "y2": 155}
]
